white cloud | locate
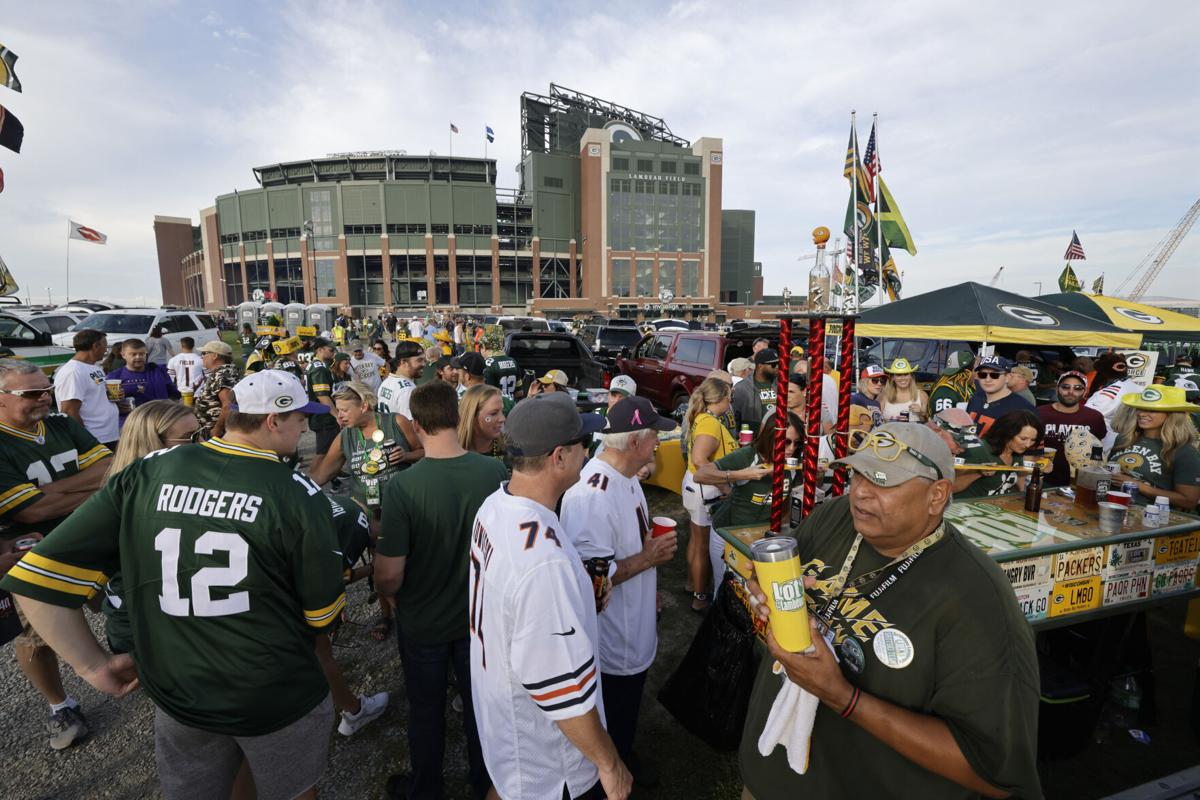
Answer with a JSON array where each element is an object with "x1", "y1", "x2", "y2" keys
[{"x1": 0, "y1": 0, "x2": 1197, "y2": 310}]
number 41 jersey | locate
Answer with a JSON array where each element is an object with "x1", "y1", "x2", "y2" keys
[{"x1": 0, "y1": 437, "x2": 346, "y2": 736}]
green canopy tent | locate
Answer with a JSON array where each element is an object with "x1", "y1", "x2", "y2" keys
[
  {"x1": 856, "y1": 282, "x2": 1143, "y2": 348},
  {"x1": 1037, "y1": 293, "x2": 1200, "y2": 344}
]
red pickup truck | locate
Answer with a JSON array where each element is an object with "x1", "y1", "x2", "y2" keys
[{"x1": 616, "y1": 325, "x2": 784, "y2": 417}]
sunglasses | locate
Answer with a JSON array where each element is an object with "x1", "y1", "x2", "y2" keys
[
  {"x1": 0, "y1": 387, "x2": 54, "y2": 399},
  {"x1": 867, "y1": 377, "x2": 887, "y2": 384},
  {"x1": 1059, "y1": 383, "x2": 1086, "y2": 392},
  {"x1": 165, "y1": 430, "x2": 204, "y2": 444},
  {"x1": 849, "y1": 429, "x2": 946, "y2": 480},
  {"x1": 975, "y1": 371, "x2": 1005, "y2": 380}
]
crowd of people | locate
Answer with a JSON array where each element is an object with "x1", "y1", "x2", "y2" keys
[{"x1": 0, "y1": 314, "x2": 1198, "y2": 799}]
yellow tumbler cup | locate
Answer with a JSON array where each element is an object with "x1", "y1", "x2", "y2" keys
[{"x1": 751, "y1": 536, "x2": 812, "y2": 652}]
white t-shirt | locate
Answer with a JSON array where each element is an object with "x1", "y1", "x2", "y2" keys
[
  {"x1": 470, "y1": 487, "x2": 604, "y2": 800},
  {"x1": 821, "y1": 373, "x2": 839, "y2": 425},
  {"x1": 54, "y1": 359, "x2": 119, "y2": 443},
  {"x1": 561, "y1": 458, "x2": 657, "y2": 676},
  {"x1": 1085, "y1": 377, "x2": 1142, "y2": 452},
  {"x1": 377, "y1": 374, "x2": 416, "y2": 418},
  {"x1": 350, "y1": 353, "x2": 386, "y2": 391},
  {"x1": 408, "y1": 320, "x2": 423, "y2": 339},
  {"x1": 166, "y1": 352, "x2": 205, "y2": 392}
]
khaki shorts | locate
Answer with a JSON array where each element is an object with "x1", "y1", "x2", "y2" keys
[{"x1": 14, "y1": 600, "x2": 44, "y2": 649}]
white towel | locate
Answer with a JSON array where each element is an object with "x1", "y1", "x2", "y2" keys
[{"x1": 756, "y1": 661, "x2": 820, "y2": 774}]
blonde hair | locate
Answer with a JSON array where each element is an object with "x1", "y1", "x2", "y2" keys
[
  {"x1": 458, "y1": 384, "x2": 503, "y2": 451},
  {"x1": 882, "y1": 376, "x2": 929, "y2": 416},
  {"x1": 333, "y1": 381, "x2": 378, "y2": 411},
  {"x1": 684, "y1": 377, "x2": 732, "y2": 434},
  {"x1": 1113, "y1": 405, "x2": 1199, "y2": 470},
  {"x1": 107, "y1": 400, "x2": 195, "y2": 481}
]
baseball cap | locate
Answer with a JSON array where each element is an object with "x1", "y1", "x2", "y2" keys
[
  {"x1": 1057, "y1": 370, "x2": 1089, "y2": 386},
  {"x1": 860, "y1": 363, "x2": 886, "y2": 380},
  {"x1": 790, "y1": 345, "x2": 806, "y2": 356},
  {"x1": 975, "y1": 354, "x2": 1012, "y2": 373},
  {"x1": 349, "y1": 339, "x2": 364, "y2": 352},
  {"x1": 309, "y1": 337, "x2": 333, "y2": 351},
  {"x1": 394, "y1": 340, "x2": 423, "y2": 360},
  {"x1": 835, "y1": 422, "x2": 954, "y2": 486},
  {"x1": 603, "y1": 396, "x2": 676, "y2": 434},
  {"x1": 198, "y1": 340, "x2": 233, "y2": 356},
  {"x1": 946, "y1": 349, "x2": 976, "y2": 371},
  {"x1": 754, "y1": 348, "x2": 780, "y2": 366},
  {"x1": 506, "y1": 393, "x2": 605, "y2": 457},
  {"x1": 333, "y1": 352, "x2": 351, "y2": 364},
  {"x1": 609, "y1": 375, "x2": 638, "y2": 397},
  {"x1": 727, "y1": 357, "x2": 753, "y2": 375},
  {"x1": 1010, "y1": 365, "x2": 1035, "y2": 383},
  {"x1": 453, "y1": 351, "x2": 486, "y2": 376},
  {"x1": 231, "y1": 370, "x2": 330, "y2": 415},
  {"x1": 537, "y1": 369, "x2": 570, "y2": 387}
]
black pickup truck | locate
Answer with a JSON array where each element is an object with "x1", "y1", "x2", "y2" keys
[{"x1": 504, "y1": 332, "x2": 606, "y2": 392}]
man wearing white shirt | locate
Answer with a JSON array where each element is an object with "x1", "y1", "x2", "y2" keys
[
  {"x1": 408, "y1": 317, "x2": 423, "y2": 340},
  {"x1": 166, "y1": 337, "x2": 205, "y2": 394},
  {"x1": 54, "y1": 330, "x2": 119, "y2": 448},
  {"x1": 348, "y1": 339, "x2": 385, "y2": 392},
  {"x1": 561, "y1": 396, "x2": 677, "y2": 786}
]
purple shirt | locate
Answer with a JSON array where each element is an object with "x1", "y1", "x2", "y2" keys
[{"x1": 106, "y1": 362, "x2": 180, "y2": 406}]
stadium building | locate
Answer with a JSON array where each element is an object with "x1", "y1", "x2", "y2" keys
[{"x1": 155, "y1": 84, "x2": 757, "y2": 321}]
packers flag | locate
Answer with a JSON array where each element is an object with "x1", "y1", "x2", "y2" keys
[
  {"x1": 0, "y1": 254, "x2": 18, "y2": 296},
  {"x1": 880, "y1": 239, "x2": 902, "y2": 302},
  {"x1": 0, "y1": 45, "x2": 20, "y2": 93},
  {"x1": 843, "y1": 127, "x2": 878, "y2": 277},
  {"x1": 0, "y1": 104, "x2": 22, "y2": 153},
  {"x1": 1058, "y1": 263, "x2": 1081, "y2": 292},
  {"x1": 1092, "y1": 274, "x2": 1104, "y2": 295}
]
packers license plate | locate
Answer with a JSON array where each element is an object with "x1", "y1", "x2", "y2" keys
[{"x1": 1048, "y1": 576, "x2": 1103, "y2": 618}]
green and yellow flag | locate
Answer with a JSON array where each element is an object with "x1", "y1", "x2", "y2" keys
[
  {"x1": 1092, "y1": 274, "x2": 1104, "y2": 295},
  {"x1": 877, "y1": 177, "x2": 917, "y2": 256},
  {"x1": 0, "y1": 254, "x2": 19, "y2": 296},
  {"x1": 1058, "y1": 263, "x2": 1081, "y2": 293},
  {"x1": 0, "y1": 45, "x2": 21, "y2": 93}
]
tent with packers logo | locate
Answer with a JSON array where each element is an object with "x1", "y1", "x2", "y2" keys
[
  {"x1": 855, "y1": 282, "x2": 1143, "y2": 347},
  {"x1": 1037, "y1": 293, "x2": 1200, "y2": 343}
]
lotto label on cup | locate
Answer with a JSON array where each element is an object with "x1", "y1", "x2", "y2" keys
[{"x1": 751, "y1": 536, "x2": 812, "y2": 652}]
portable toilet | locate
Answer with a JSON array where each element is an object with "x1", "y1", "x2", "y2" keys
[
  {"x1": 260, "y1": 302, "x2": 285, "y2": 327},
  {"x1": 284, "y1": 302, "x2": 307, "y2": 332},
  {"x1": 237, "y1": 302, "x2": 261, "y2": 330},
  {"x1": 307, "y1": 304, "x2": 334, "y2": 333}
]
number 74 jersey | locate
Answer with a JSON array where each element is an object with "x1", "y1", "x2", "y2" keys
[
  {"x1": 0, "y1": 437, "x2": 346, "y2": 737},
  {"x1": 468, "y1": 487, "x2": 607, "y2": 800}
]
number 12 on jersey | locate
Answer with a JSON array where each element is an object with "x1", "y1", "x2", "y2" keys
[{"x1": 155, "y1": 527, "x2": 250, "y2": 617}]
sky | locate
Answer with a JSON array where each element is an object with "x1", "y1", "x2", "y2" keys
[{"x1": 2, "y1": 0, "x2": 1198, "y2": 307}]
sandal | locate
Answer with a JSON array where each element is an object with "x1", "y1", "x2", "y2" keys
[
  {"x1": 690, "y1": 592, "x2": 711, "y2": 613},
  {"x1": 369, "y1": 616, "x2": 394, "y2": 642}
]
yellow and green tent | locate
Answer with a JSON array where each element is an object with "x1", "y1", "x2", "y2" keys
[{"x1": 1037, "y1": 293, "x2": 1200, "y2": 343}]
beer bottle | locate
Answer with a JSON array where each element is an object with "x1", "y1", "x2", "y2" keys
[{"x1": 1024, "y1": 464, "x2": 1043, "y2": 513}]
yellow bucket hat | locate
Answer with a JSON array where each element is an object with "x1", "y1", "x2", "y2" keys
[
  {"x1": 885, "y1": 357, "x2": 918, "y2": 375},
  {"x1": 1120, "y1": 385, "x2": 1200, "y2": 413}
]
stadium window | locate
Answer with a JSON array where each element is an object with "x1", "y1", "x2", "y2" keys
[
  {"x1": 612, "y1": 157, "x2": 629, "y2": 171},
  {"x1": 219, "y1": 233, "x2": 240, "y2": 245},
  {"x1": 682, "y1": 260, "x2": 700, "y2": 296},
  {"x1": 315, "y1": 259, "x2": 336, "y2": 298},
  {"x1": 453, "y1": 224, "x2": 473, "y2": 235},
  {"x1": 473, "y1": 224, "x2": 492, "y2": 235},
  {"x1": 431, "y1": 224, "x2": 449, "y2": 235},
  {"x1": 683, "y1": 161, "x2": 700, "y2": 175},
  {"x1": 637, "y1": 159, "x2": 654, "y2": 172},
  {"x1": 660, "y1": 161, "x2": 676, "y2": 174},
  {"x1": 636, "y1": 259, "x2": 653, "y2": 296},
  {"x1": 611, "y1": 258, "x2": 631, "y2": 297}
]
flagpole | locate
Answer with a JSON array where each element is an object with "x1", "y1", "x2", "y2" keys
[
  {"x1": 873, "y1": 113, "x2": 883, "y2": 308},
  {"x1": 851, "y1": 110, "x2": 859, "y2": 314},
  {"x1": 65, "y1": 219, "x2": 71, "y2": 304}
]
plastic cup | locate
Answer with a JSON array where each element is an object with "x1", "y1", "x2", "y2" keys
[
  {"x1": 1097, "y1": 502, "x2": 1127, "y2": 535},
  {"x1": 751, "y1": 536, "x2": 812, "y2": 652},
  {"x1": 181, "y1": 389, "x2": 194, "y2": 407},
  {"x1": 105, "y1": 379, "x2": 123, "y2": 401},
  {"x1": 785, "y1": 457, "x2": 799, "y2": 469},
  {"x1": 1105, "y1": 490, "x2": 1131, "y2": 508},
  {"x1": 651, "y1": 516, "x2": 677, "y2": 539},
  {"x1": 1041, "y1": 447, "x2": 1057, "y2": 470}
]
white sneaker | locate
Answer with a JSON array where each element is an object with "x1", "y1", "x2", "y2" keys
[{"x1": 337, "y1": 691, "x2": 389, "y2": 736}]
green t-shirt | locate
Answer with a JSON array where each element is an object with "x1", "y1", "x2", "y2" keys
[
  {"x1": 712, "y1": 445, "x2": 787, "y2": 529},
  {"x1": 0, "y1": 414, "x2": 111, "y2": 539},
  {"x1": 1109, "y1": 436, "x2": 1200, "y2": 498},
  {"x1": 379, "y1": 452, "x2": 507, "y2": 644},
  {"x1": 483, "y1": 355, "x2": 521, "y2": 398},
  {"x1": 0, "y1": 438, "x2": 346, "y2": 736},
  {"x1": 954, "y1": 440, "x2": 1021, "y2": 499},
  {"x1": 739, "y1": 496, "x2": 1043, "y2": 800},
  {"x1": 306, "y1": 360, "x2": 337, "y2": 432}
]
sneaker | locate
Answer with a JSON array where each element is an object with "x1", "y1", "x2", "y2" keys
[
  {"x1": 337, "y1": 691, "x2": 389, "y2": 736},
  {"x1": 47, "y1": 706, "x2": 88, "y2": 750}
]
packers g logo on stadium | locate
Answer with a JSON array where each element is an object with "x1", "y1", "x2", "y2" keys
[
  {"x1": 1140, "y1": 388, "x2": 1162, "y2": 403},
  {"x1": 275, "y1": 395, "x2": 295, "y2": 409},
  {"x1": 997, "y1": 304, "x2": 1059, "y2": 327}
]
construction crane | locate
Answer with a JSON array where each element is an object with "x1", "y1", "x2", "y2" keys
[
  {"x1": 1115, "y1": 197, "x2": 1200, "y2": 300},
  {"x1": 989, "y1": 266, "x2": 1005, "y2": 287}
]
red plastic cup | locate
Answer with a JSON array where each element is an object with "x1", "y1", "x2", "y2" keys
[
  {"x1": 651, "y1": 516, "x2": 677, "y2": 538},
  {"x1": 1106, "y1": 490, "x2": 1131, "y2": 508}
]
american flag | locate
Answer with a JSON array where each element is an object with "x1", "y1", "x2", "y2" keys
[
  {"x1": 450, "y1": 122, "x2": 459, "y2": 134},
  {"x1": 1063, "y1": 230, "x2": 1086, "y2": 261},
  {"x1": 863, "y1": 120, "x2": 880, "y2": 201}
]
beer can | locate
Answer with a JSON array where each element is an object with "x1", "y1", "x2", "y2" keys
[
  {"x1": 750, "y1": 536, "x2": 812, "y2": 652},
  {"x1": 898, "y1": 411, "x2": 910, "y2": 422},
  {"x1": 584, "y1": 555, "x2": 612, "y2": 612},
  {"x1": 1122, "y1": 480, "x2": 1139, "y2": 507}
]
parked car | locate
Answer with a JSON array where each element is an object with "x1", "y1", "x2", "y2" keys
[
  {"x1": 649, "y1": 318, "x2": 690, "y2": 331},
  {"x1": 579, "y1": 324, "x2": 645, "y2": 370},
  {"x1": 0, "y1": 312, "x2": 74, "y2": 374},
  {"x1": 16, "y1": 310, "x2": 86, "y2": 337},
  {"x1": 496, "y1": 315, "x2": 549, "y2": 333},
  {"x1": 504, "y1": 331, "x2": 605, "y2": 394},
  {"x1": 616, "y1": 324, "x2": 784, "y2": 417},
  {"x1": 53, "y1": 307, "x2": 221, "y2": 350},
  {"x1": 546, "y1": 319, "x2": 569, "y2": 333}
]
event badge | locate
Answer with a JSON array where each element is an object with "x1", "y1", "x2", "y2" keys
[
  {"x1": 840, "y1": 637, "x2": 866, "y2": 674},
  {"x1": 872, "y1": 628, "x2": 915, "y2": 669}
]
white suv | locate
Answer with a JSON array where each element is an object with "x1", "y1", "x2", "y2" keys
[{"x1": 52, "y1": 307, "x2": 221, "y2": 350}]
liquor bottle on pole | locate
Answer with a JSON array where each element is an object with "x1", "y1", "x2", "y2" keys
[{"x1": 808, "y1": 227, "x2": 831, "y2": 311}]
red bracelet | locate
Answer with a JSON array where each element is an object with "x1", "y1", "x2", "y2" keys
[{"x1": 839, "y1": 686, "x2": 861, "y2": 718}]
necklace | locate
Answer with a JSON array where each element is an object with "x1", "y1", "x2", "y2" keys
[{"x1": 818, "y1": 523, "x2": 946, "y2": 622}]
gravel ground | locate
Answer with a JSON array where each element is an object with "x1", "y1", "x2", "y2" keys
[{"x1": 0, "y1": 479, "x2": 742, "y2": 800}]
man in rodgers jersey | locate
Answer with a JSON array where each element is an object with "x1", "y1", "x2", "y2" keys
[
  {"x1": 479, "y1": 327, "x2": 522, "y2": 400},
  {"x1": 469, "y1": 392, "x2": 631, "y2": 800},
  {"x1": 0, "y1": 359, "x2": 112, "y2": 750},
  {"x1": 2, "y1": 369, "x2": 347, "y2": 800}
]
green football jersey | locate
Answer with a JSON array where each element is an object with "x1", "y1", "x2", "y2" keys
[
  {"x1": 483, "y1": 355, "x2": 521, "y2": 397},
  {"x1": 1, "y1": 437, "x2": 345, "y2": 736},
  {"x1": 306, "y1": 360, "x2": 337, "y2": 432},
  {"x1": 0, "y1": 414, "x2": 110, "y2": 538},
  {"x1": 327, "y1": 493, "x2": 371, "y2": 574}
]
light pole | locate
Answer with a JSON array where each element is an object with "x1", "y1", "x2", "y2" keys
[
  {"x1": 303, "y1": 219, "x2": 315, "y2": 305},
  {"x1": 1034, "y1": 281, "x2": 1042, "y2": 296}
]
